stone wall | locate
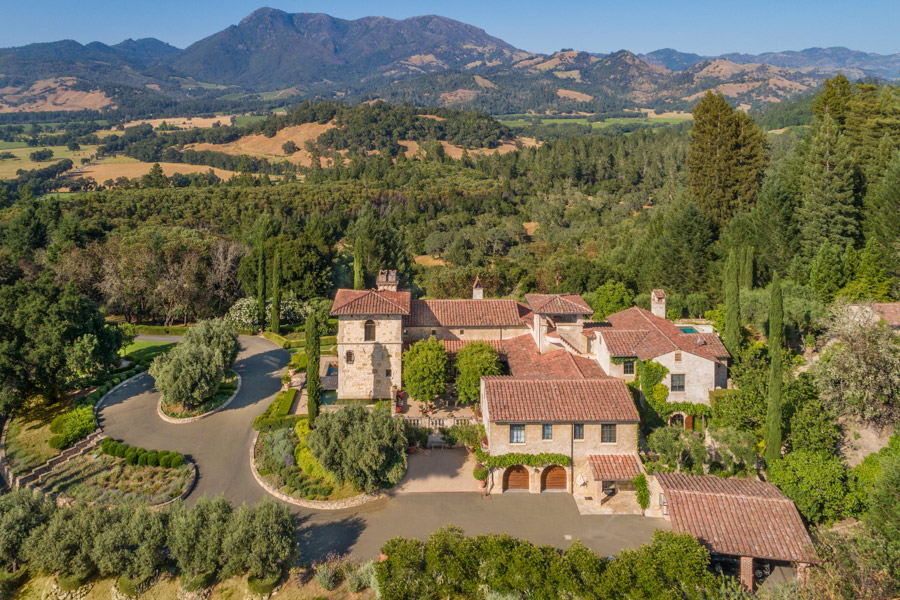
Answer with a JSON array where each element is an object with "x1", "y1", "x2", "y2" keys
[
  {"x1": 336, "y1": 315, "x2": 403, "y2": 399},
  {"x1": 404, "y1": 325, "x2": 528, "y2": 342},
  {"x1": 487, "y1": 422, "x2": 638, "y2": 458}
]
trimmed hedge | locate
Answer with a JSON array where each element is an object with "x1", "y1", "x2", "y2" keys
[
  {"x1": 100, "y1": 438, "x2": 185, "y2": 469},
  {"x1": 134, "y1": 325, "x2": 193, "y2": 335},
  {"x1": 252, "y1": 390, "x2": 298, "y2": 431}
]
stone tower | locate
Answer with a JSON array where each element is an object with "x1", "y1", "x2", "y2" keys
[
  {"x1": 472, "y1": 275, "x2": 484, "y2": 300},
  {"x1": 651, "y1": 289, "x2": 666, "y2": 319}
]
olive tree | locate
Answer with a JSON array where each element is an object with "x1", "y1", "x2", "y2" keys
[
  {"x1": 167, "y1": 498, "x2": 233, "y2": 588},
  {"x1": 149, "y1": 343, "x2": 224, "y2": 408},
  {"x1": 0, "y1": 490, "x2": 54, "y2": 573},
  {"x1": 183, "y1": 318, "x2": 240, "y2": 369},
  {"x1": 221, "y1": 502, "x2": 295, "y2": 581}
]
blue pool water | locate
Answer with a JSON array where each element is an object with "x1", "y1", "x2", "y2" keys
[
  {"x1": 321, "y1": 391, "x2": 337, "y2": 405},
  {"x1": 678, "y1": 326, "x2": 698, "y2": 333}
]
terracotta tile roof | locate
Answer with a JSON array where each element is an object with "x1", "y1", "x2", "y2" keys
[
  {"x1": 501, "y1": 334, "x2": 606, "y2": 379},
  {"x1": 438, "y1": 339, "x2": 506, "y2": 356},
  {"x1": 330, "y1": 289, "x2": 411, "y2": 316},
  {"x1": 581, "y1": 322, "x2": 606, "y2": 338},
  {"x1": 483, "y1": 377, "x2": 639, "y2": 423},
  {"x1": 600, "y1": 307, "x2": 730, "y2": 364},
  {"x1": 657, "y1": 473, "x2": 816, "y2": 563},
  {"x1": 872, "y1": 303, "x2": 900, "y2": 327},
  {"x1": 588, "y1": 454, "x2": 641, "y2": 481},
  {"x1": 405, "y1": 299, "x2": 531, "y2": 328},
  {"x1": 525, "y1": 293, "x2": 593, "y2": 315}
]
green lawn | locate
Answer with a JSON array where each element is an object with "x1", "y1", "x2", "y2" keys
[
  {"x1": 233, "y1": 115, "x2": 269, "y2": 126},
  {"x1": 122, "y1": 340, "x2": 176, "y2": 363},
  {"x1": 0, "y1": 144, "x2": 98, "y2": 179},
  {"x1": 4, "y1": 396, "x2": 67, "y2": 474},
  {"x1": 0, "y1": 141, "x2": 26, "y2": 149}
]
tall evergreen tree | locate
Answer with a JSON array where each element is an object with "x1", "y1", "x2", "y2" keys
[
  {"x1": 864, "y1": 149, "x2": 900, "y2": 282},
  {"x1": 270, "y1": 250, "x2": 281, "y2": 334},
  {"x1": 688, "y1": 92, "x2": 767, "y2": 229},
  {"x1": 740, "y1": 246, "x2": 754, "y2": 289},
  {"x1": 353, "y1": 237, "x2": 365, "y2": 290},
  {"x1": 764, "y1": 272, "x2": 783, "y2": 466},
  {"x1": 809, "y1": 243, "x2": 850, "y2": 302},
  {"x1": 723, "y1": 250, "x2": 741, "y2": 357},
  {"x1": 811, "y1": 73, "x2": 853, "y2": 127},
  {"x1": 797, "y1": 114, "x2": 860, "y2": 261},
  {"x1": 750, "y1": 170, "x2": 800, "y2": 281},
  {"x1": 256, "y1": 250, "x2": 266, "y2": 330},
  {"x1": 305, "y1": 314, "x2": 320, "y2": 424}
]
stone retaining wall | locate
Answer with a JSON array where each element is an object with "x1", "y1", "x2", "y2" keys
[
  {"x1": 249, "y1": 431, "x2": 385, "y2": 510},
  {"x1": 0, "y1": 415, "x2": 14, "y2": 490},
  {"x1": 157, "y1": 374, "x2": 243, "y2": 424}
]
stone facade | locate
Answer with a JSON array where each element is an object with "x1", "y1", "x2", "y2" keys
[{"x1": 335, "y1": 315, "x2": 403, "y2": 399}]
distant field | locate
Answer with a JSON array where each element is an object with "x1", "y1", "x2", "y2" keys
[
  {"x1": 0, "y1": 144, "x2": 97, "y2": 179},
  {"x1": 72, "y1": 157, "x2": 236, "y2": 183},
  {"x1": 233, "y1": 115, "x2": 268, "y2": 126}
]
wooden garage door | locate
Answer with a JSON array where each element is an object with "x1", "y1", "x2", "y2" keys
[
  {"x1": 542, "y1": 465, "x2": 567, "y2": 491},
  {"x1": 503, "y1": 465, "x2": 529, "y2": 491}
]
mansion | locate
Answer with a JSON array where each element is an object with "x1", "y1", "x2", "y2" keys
[{"x1": 330, "y1": 270, "x2": 731, "y2": 500}]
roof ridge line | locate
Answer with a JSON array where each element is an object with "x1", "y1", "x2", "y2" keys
[
  {"x1": 635, "y1": 307, "x2": 678, "y2": 352},
  {"x1": 377, "y1": 289, "x2": 409, "y2": 313}
]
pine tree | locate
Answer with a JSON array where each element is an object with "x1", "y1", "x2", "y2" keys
[
  {"x1": 750, "y1": 170, "x2": 800, "y2": 279},
  {"x1": 270, "y1": 250, "x2": 281, "y2": 334},
  {"x1": 353, "y1": 237, "x2": 364, "y2": 290},
  {"x1": 724, "y1": 250, "x2": 741, "y2": 357},
  {"x1": 688, "y1": 92, "x2": 768, "y2": 229},
  {"x1": 797, "y1": 114, "x2": 860, "y2": 261},
  {"x1": 764, "y1": 272, "x2": 783, "y2": 466},
  {"x1": 864, "y1": 149, "x2": 900, "y2": 281},
  {"x1": 809, "y1": 243, "x2": 850, "y2": 301},
  {"x1": 305, "y1": 314, "x2": 320, "y2": 424},
  {"x1": 256, "y1": 249, "x2": 266, "y2": 331},
  {"x1": 811, "y1": 73, "x2": 852, "y2": 127}
]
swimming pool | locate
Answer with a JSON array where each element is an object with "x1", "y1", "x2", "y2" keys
[
  {"x1": 678, "y1": 326, "x2": 698, "y2": 334},
  {"x1": 321, "y1": 391, "x2": 337, "y2": 405},
  {"x1": 326, "y1": 364, "x2": 338, "y2": 377}
]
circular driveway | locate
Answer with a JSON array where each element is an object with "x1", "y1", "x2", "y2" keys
[
  {"x1": 98, "y1": 334, "x2": 286, "y2": 506},
  {"x1": 98, "y1": 334, "x2": 667, "y2": 562}
]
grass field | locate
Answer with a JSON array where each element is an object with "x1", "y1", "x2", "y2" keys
[
  {"x1": 3, "y1": 395, "x2": 67, "y2": 474},
  {"x1": 74, "y1": 157, "x2": 236, "y2": 183},
  {"x1": 233, "y1": 115, "x2": 269, "y2": 126},
  {"x1": 123, "y1": 340, "x2": 177, "y2": 363},
  {"x1": 0, "y1": 144, "x2": 97, "y2": 179}
]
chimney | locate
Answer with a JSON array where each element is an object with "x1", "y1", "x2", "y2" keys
[
  {"x1": 472, "y1": 275, "x2": 483, "y2": 300},
  {"x1": 651, "y1": 289, "x2": 666, "y2": 319},
  {"x1": 376, "y1": 270, "x2": 399, "y2": 292}
]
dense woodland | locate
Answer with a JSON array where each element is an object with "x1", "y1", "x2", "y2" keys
[{"x1": 2, "y1": 73, "x2": 900, "y2": 598}]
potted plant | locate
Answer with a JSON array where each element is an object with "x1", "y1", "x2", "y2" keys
[{"x1": 474, "y1": 465, "x2": 488, "y2": 489}]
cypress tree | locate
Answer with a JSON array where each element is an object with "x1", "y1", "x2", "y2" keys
[
  {"x1": 764, "y1": 272, "x2": 783, "y2": 466},
  {"x1": 797, "y1": 113, "x2": 860, "y2": 261},
  {"x1": 740, "y1": 246, "x2": 754, "y2": 289},
  {"x1": 305, "y1": 314, "x2": 321, "y2": 424},
  {"x1": 256, "y1": 249, "x2": 266, "y2": 331},
  {"x1": 270, "y1": 250, "x2": 281, "y2": 334},
  {"x1": 353, "y1": 237, "x2": 365, "y2": 290},
  {"x1": 723, "y1": 250, "x2": 741, "y2": 357}
]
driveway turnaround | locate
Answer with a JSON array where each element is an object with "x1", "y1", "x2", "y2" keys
[
  {"x1": 100, "y1": 335, "x2": 669, "y2": 561},
  {"x1": 99, "y1": 334, "x2": 283, "y2": 506}
]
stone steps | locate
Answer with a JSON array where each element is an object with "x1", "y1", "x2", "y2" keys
[{"x1": 18, "y1": 430, "x2": 106, "y2": 488}]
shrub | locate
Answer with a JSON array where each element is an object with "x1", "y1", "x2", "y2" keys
[
  {"x1": 138, "y1": 453, "x2": 148, "y2": 466},
  {"x1": 150, "y1": 343, "x2": 224, "y2": 409},
  {"x1": 49, "y1": 415, "x2": 66, "y2": 434},
  {"x1": 169, "y1": 453, "x2": 185, "y2": 468},
  {"x1": 184, "y1": 318, "x2": 240, "y2": 369},
  {"x1": 769, "y1": 450, "x2": 862, "y2": 524},
  {"x1": 159, "y1": 454, "x2": 172, "y2": 469},
  {"x1": 180, "y1": 571, "x2": 214, "y2": 592},
  {"x1": 147, "y1": 451, "x2": 159, "y2": 466},
  {"x1": 633, "y1": 473, "x2": 650, "y2": 511},
  {"x1": 116, "y1": 575, "x2": 140, "y2": 598},
  {"x1": 473, "y1": 466, "x2": 488, "y2": 481},
  {"x1": 247, "y1": 574, "x2": 280, "y2": 596},
  {"x1": 125, "y1": 449, "x2": 138, "y2": 465},
  {"x1": 115, "y1": 443, "x2": 127, "y2": 458},
  {"x1": 346, "y1": 564, "x2": 371, "y2": 593},
  {"x1": 57, "y1": 574, "x2": 87, "y2": 591},
  {"x1": 48, "y1": 435, "x2": 66, "y2": 450},
  {"x1": 314, "y1": 562, "x2": 338, "y2": 591}
]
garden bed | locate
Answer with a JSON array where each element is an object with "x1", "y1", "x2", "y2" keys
[
  {"x1": 160, "y1": 370, "x2": 239, "y2": 419},
  {"x1": 38, "y1": 452, "x2": 192, "y2": 505},
  {"x1": 254, "y1": 424, "x2": 357, "y2": 502}
]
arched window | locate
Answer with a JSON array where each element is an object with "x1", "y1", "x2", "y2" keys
[{"x1": 364, "y1": 320, "x2": 376, "y2": 342}]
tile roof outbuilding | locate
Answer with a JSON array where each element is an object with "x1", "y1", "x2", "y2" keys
[
  {"x1": 588, "y1": 454, "x2": 641, "y2": 481},
  {"x1": 657, "y1": 473, "x2": 816, "y2": 564},
  {"x1": 525, "y1": 293, "x2": 593, "y2": 315}
]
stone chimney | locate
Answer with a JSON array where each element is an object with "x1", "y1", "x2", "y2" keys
[
  {"x1": 651, "y1": 289, "x2": 666, "y2": 319},
  {"x1": 472, "y1": 275, "x2": 484, "y2": 300},
  {"x1": 376, "y1": 270, "x2": 399, "y2": 292}
]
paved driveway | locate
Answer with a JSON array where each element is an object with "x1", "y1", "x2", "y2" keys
[
  {"x1": 100, "y1": 334, "x2": 669, "y2": 561},
  {"x1": 99, "y1": 334, "x2": 284, "y2": 506}
]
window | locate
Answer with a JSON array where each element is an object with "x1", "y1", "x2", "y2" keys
[
  {"x1": 510, "y1": 424, "x2": 525, "y2": 444},
  {"x1": 459, "y1": 329, "x2": 465, "y2": 335},
  {"x1": 675, "y1": 351, "x2": 682, "y2": 362},
  {"x1": 431, "y1": 329, "x2": 437, "y2": 337},
  {"x1": 385, "y1": 369, "x2": 392, "y2": 378},
  {"x1": 623, "y1": 360, "x2": 635, "y2": 375},
  {"x1": 601, "y1": 423, "x2": 617, "y2": 444},
  {"x1": 364, "y1": 320, "x2": 376, "y2": 342},
  {"x1": 671, "y1": 374, "x2": 685, "y2": 392},
  {"x1": 573, "y1": 423, "x2": 584, "y2": 440},
  {"x1": 345, "y1": 350, "x2": 354, "y2": 364},
  {"x1": 542, "y1": 423, "x2": 553, "y2": 440}
]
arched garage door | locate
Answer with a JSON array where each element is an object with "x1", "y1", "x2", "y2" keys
[
  {"x1": 541, "y1": 465, "x2": 567, "y2": 491},
  {"x1": 503, "y1": 465, "x2": 529, "y2": 491}
]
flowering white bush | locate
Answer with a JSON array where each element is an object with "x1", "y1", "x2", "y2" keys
[{"x1": 226, "y1": 297, "x2": 312, "y2": 330}]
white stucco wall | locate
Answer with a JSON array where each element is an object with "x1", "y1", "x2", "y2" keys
[{"x1": 654, "y1": 350, "x2": 719, "y2": 406}]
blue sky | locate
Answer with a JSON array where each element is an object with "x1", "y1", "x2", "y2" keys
[{"x1": 3, "y1": 0, "x2": 899, "y2": 56}]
